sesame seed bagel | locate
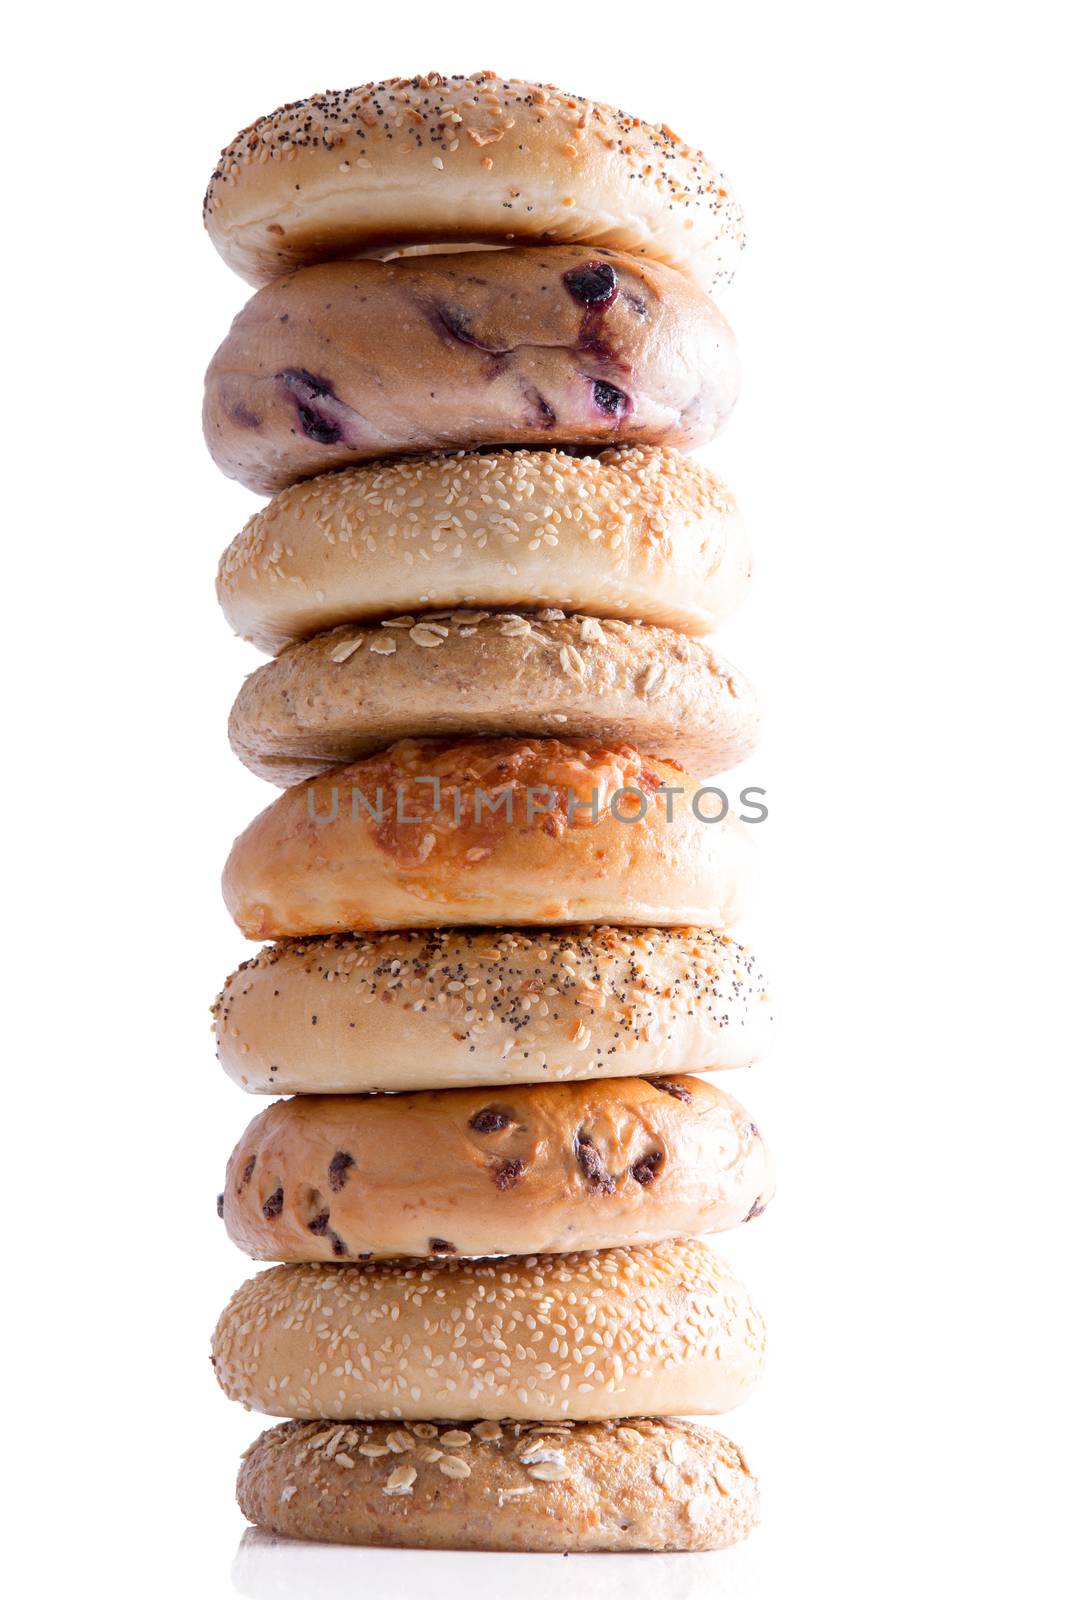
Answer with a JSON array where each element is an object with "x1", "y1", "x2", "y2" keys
[
  {"x1": 217, "y1": 447, "x2": 751, "y2": 655},
  {"x1": 203, "y1": 248, "x2": 739, "y2": 495},
  {"x1": 236, "y1": 1416, "x2": 759, "y2": 1552},
  {"x1": 204, "y1": 72, "x2": 744, "y2": 294},
  {"x1": 213, "y1": 927, "x2": 772, "y2": 1095},
  {"x1": 229, "y1": 612, "x2": 760, "y2": 786},
  {"x1": 221, "y1": 738, "x2": 755, "y2": 938},
  {"x1": 211, "y1": 1239, "x2": 765, "y2": 1421},
  {"x1": 219, "y1": 1076, "x2": 773, "y2": 1263}
]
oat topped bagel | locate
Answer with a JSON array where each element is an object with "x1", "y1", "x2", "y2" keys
[
  {"x1": 236, "y1": 1416, "x2": 760, "y2": 1552},
  {"x1": 228, "y1": 613, "x2": 761, "y2": 786}
]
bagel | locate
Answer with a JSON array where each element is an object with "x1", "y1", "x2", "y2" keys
[
  {"x1": 210, "y1": 1239, "x2": 765, "y2": 1421},
  {"x1": 212, "y1": 926, "x2": 773, "y2": 1095},
  {"x1": 217, "y1": 447, "x2": 751, "y2": 654},
  {"x1": 203, "y1": 72, "x2": 744, "y2": 294},
  {"x1": 235, "y1": 1416, "x2": 759, "y2": 1552},
  {"x1": 229, "y1": 612, "x2": 761, "y2": 786},
  {"x1": 218, "y1": 1076, "x2": 773, "y2": 1263},
  {"x1": 203, "y1": 248, "x2": 740, "y2": 494},
  {"x1": 221, "y1": 738, "x2": 755, "y2": 938}
]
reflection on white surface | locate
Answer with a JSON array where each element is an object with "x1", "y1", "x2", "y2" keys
[{"x1": 232, "y1": 1526, "x2": 764, "y2": 1599}]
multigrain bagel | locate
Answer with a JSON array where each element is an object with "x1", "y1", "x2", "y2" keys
[
  {"x1": 212, "y1": 926, "x2": 773, "y2": 1095},
  {"x1": 216, "y1": 447, "x2": 751, "y2": 654},
  {"x1": 203, "y1": 72, "x2": 745, "y2": 293},
  {"x1": 210, "y1": 1239, "x2": 765, "y2": 1421},
  {"x1": 228, "y1": 613, "x2": 761, "y2": 786},
  {"x1": 221, "y1": 738, "x2": 755, "y2": 937},
  {"x1": 203, "y1": 248, "x2": 740, "y2": 494},
  {"x1": 235, "y1": 1416, "x2": 759, "y2": 1552},
  {"x1": 218, "y1": 1076, "x2": 773, "y2": 1262}
]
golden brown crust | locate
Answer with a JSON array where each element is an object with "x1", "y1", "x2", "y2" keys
[
  {"x1": 203, "y1": 249, "x2": 739, "y2": 494},
  {"x1": 221, "y1": 737, "x2": 755, "y2": 938},
  {"x1": 204, "y1": 72, "x2": 744, "y2": 293},
  {"x1": 236, "y1": 1415, "x2": 759, "y2": 1551},
  {"x1": 211, "y1": 1239, "x2": 766, "y2": 1420},
  {"x1": 212, "y1": 926, "x2": 773, "y2": 1095},
  {"x1": 216, "y1": 447, "x2": 751, "y2": 654},
  {"x1": 229, "y1": 612, "x2": 761, "y2": 785},
  {"x1": 219, "y1": 1076, "x2": 773, "y2": 1262}
]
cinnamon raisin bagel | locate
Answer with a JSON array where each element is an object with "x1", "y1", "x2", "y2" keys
[{"x1": 218, "y1": 1075, "x2": 774, "y2": 1262}]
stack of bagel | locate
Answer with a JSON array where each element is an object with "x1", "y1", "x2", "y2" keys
[{"x1": 204, "y1": 71, "x2": 772, "y2": 1555}]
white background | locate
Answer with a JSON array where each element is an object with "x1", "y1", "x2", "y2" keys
[{"x1": 6, "y1": 3, "x2": 1065, "y2": 1595}]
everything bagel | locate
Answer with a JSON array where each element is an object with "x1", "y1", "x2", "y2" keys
[{"x1": 203, "y1": 73, "x2": 745, "y2": 293}]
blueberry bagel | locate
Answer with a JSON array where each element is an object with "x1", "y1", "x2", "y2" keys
[
  {"x1": 203, "y1": 247, "x2": 740, "y2": 494},
  {"x1": 218, "y1": 1075, "x2": 773, "y2": 1262},
  {"x1": 216, "y1": 447, "x2": 751, "y2": 655},
  {"x1": 210, "y1": 1239, "x2": 766, "y2": 1421},
  {"x1": 221, "y1": 737, "x2": 755, "y2": 938},
  {"x1": 212, "y1": 926, "x2": 772, "y2": 1095},
  {"x1": 229, "y1": 612, "x2": 761, "y2": 786},
  {"x1": 235, "y1": 1416, "x2": 759, "y2": 1552},
  {"x1": 204, "y1": 71, "x2": 745, "y2": 294}
]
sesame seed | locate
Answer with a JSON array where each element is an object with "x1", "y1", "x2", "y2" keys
[
  {"x1": 211, "y1": 1240, "x2": 765, "y2": 1421},
  {"x1": 217, "y1": 447, "x2": 741, "y2": 654}
]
